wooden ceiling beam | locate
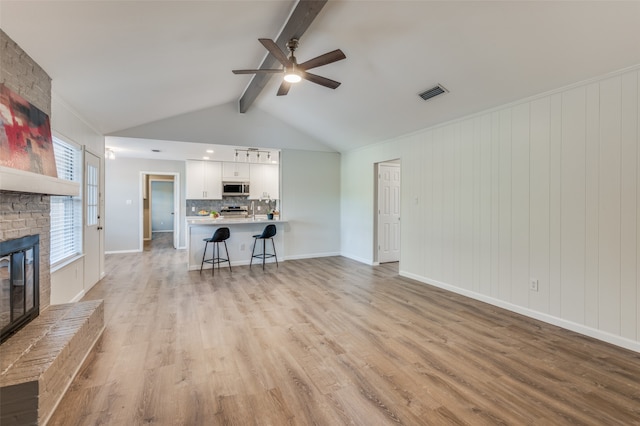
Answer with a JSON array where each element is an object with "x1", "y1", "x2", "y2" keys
[{"x1": 238, "y1": 0, "x2": 328, "y2": 113}]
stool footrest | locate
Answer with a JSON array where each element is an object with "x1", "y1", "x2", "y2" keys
[
  {"x1": 251, "y1": 253, "x2": 276, "y2": 259},
  {"x1": 203, "y1": 257, "x2": 230, "y2": 265}
]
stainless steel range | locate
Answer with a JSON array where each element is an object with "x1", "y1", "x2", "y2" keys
[{"x1": 220, "y1": 205, "x2": 249, "y2": 218}]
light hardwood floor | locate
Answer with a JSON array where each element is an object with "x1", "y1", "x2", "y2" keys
[{"x1": 49, "y1": 232, "x2": 640, "y2": 425}]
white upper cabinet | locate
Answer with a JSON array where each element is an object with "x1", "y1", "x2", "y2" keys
[
  {"x1": 222, "y1": 162, "x2": 250, "y2": 181},
  {"x1": 249, "y1": 164, "x2": 279, "y2": 200},
  {"x1": 185, "y1": 160, "x2": 222, "y2": 199}
]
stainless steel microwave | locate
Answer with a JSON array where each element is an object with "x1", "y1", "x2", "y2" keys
[{"x1": 222, "y1": 182, "x2": 250, "y2": 196}]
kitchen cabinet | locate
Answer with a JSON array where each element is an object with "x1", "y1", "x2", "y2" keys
[
  {"x1": 222, "y1": 162, "x2": 250, "y2": 180},
  {"x1": 249, "y1": 164, "x2": 279, "y2": 200},
  {"x1": 186, "y1": 160, "x2": 222, "y2": 199}
]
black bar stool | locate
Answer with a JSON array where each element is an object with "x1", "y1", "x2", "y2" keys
[
  {"x1": 250, "y1": 224, "x2": 278, "y2": 270},
  {"x1": 200, "y1": 227, "x2": 231, "y2": 275}
]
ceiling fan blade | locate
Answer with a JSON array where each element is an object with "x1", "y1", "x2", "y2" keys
[
  {"x1": 277, "y1": 81, "x2": 291, "y2": 96},
  {"x1": 301, "y1": 71, "x2": 341, "y2": 89},
  {"x1": 232, "y1": 69, "x2": 282, "y2": 74},
  {"x1": 259, "y1": 38, "x2": 291, "y2": 67},
  {"x1": 298, "y1": 49, "x2": 346, "y2": 71}
]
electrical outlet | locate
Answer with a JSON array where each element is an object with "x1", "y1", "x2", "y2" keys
[
  {"x1": 529, "y1": 278, "x2": 539, "y2": 292},
  {"x1": 191, "y1": 206, "x2": 195, "y2": 212}
]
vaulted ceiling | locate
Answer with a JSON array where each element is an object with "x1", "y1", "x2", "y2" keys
[{"x1": 2, "y1": 1, "x2": 640, "y2": 157}]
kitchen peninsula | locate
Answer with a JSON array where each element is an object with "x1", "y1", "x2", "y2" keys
[{"x1": 186, "y1": 216, "x2": 286, "y2": 270}]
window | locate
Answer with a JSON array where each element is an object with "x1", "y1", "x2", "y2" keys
[
  {"x1": 86, "y1": 162, "x2": 98, "y2": 226},
  {"x1": 50, "y1": 137, "x2": 82, "y2": 266}
]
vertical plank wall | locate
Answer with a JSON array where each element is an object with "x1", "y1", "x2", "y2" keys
[{"x1": 342, "y1": 67, "x2": 640, "y2": 349}]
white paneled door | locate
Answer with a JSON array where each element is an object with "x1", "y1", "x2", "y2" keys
[
  {"x1": 84, "y1": 150, "x2": 102, "y2": 289},
  {"x1": 378, "y1": 163, "x2": 401, "y2": 263}
]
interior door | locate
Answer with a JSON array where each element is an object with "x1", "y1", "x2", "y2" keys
[
  {"x1": 84, "y1": 150, "x2": 102, "y2": 288},
  {"x1": 151, "y1": 180, "x2": 174, "y2": 232},
  {"x1": 378, "y1": 163, "x2": 401, "y2": 263}
]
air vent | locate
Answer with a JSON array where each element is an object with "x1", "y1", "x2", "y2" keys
[
  {"x1": 418, "y1": 84, "x2": 448, "y2": 101},
  {"x1": 151, "y1": 149, "x2": 161, "y2": 153}
]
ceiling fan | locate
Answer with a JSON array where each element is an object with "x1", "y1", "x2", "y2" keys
[{"x1": 232, "y1": 38, "x2": 346, "y2": 96}]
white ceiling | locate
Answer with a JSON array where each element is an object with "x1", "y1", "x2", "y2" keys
[{"x1": 2, "y1": 1, "x2": 640, "y2": 158}]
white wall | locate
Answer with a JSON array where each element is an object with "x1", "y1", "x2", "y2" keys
[
  {"x1": 50, "y1": 92, "x2": 105, "y2": 303},
  {"x1": 341, "y1": 66, "x2": 640, "y2": 352},
  {"x1": 105, "y1": 158, "x2": 186, "y2": 252},
  {"x1": 50, "y1": 260, "x2": 84, "y2": 304},
  {"x1": 52, "y1": 94, "x2": 104, "y2": 155},
  {"x1": 112, "y1": 102, "x2": 334, "y2": 152},
  {"x1": 280, "y1": 149, "x2": 341, "y2": 259},
  {"x1": 104, "y1": 150, "x2": 341, "y2": 258}
]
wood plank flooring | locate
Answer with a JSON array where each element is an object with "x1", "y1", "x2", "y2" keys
[{"x1": 48, "y1": 233, "x2": 640, "y2": 425}]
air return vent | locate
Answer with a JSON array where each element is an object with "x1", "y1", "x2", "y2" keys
[{"x1": 418, "y1": 84, "x2": 448, "y2": 101}]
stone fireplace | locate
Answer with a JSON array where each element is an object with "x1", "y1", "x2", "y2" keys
[
  {"x1": 0, "y1": 191, "x2": 51, "y2": 319},
  {"x1": 0, "y1": 190, "x2": 104, "y2": 426},
  {"x1": 0, "y1": 29, "x2": 104, "y2": 425},
  {"x1": 0, "y1": 234, "x2": 40, "y2": 343}
]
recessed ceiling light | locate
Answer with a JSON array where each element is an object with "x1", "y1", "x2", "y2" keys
[
  {"x1": 203, "y1": 156, "x2": 210, "y2": 160},
  {"x1": 206, "y1": 149, "x2": 214, "y2": 153}
]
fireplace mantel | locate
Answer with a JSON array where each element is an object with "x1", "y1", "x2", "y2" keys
[{"x1": 0, "y1": 165, "x2": 79, "y2": 196}]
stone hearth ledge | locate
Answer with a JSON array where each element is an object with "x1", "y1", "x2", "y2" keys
[{"x1": 0, "y1": 300, "x2": 104, "y2": 425}]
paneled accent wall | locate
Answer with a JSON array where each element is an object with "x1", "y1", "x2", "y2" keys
[{"x1": 341, "y1": 66, "x2": 640, "y2": 350}]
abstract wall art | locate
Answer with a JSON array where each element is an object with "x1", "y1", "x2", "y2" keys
[{"x1": 0, "y1": 84, "x2": 57, "y2": 177}]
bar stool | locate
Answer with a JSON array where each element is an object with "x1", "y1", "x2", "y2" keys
[
  {"x1": 200, "y1": 227, "x2": 231, "y2": 275},
  {"x1": 250, "y1": 224, "x2": 278, "y2": 270}
]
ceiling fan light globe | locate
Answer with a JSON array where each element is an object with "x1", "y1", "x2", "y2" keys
[{"x1": 284, "y1": 73, "x2": 302, "y2": 83}]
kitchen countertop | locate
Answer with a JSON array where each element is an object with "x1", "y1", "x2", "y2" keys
[
  {"x1": 186, "y1": 215, "x2": 285, "y2": 270},
  {"x1": 186, "y1": 216, "x2": 286, "y2": 225}
]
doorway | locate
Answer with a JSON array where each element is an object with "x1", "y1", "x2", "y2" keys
[
  {"x1": 375, "y1": 160, "x2": 401, "y2": 264},
  {"x1": 140, "y1": 172, "x2": 179, "y2": 250},
  {"x1": 151, "y1": 180, "x2": 174, "y2": 233}
]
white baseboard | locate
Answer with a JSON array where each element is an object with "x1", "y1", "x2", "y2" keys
[
  {"x1": 400, "y1": 270, "x2": 640, "y2": 354},
  {"x1": 105, "y1": 249, "x2": 142, "y2": 254},
  {"x1": 284, "y1": 251, "x2": 340, "y2": 261},
  {"x1": 69, "y1": 290, "x2": 86, "y2": 303},
  {"x1": 340, "y1": 252, "x2": 375, "y2": 265}
]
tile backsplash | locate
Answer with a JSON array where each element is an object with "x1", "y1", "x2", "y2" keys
[{"x1": 186, "y1": 197, "x2": 277, "y2": 216}]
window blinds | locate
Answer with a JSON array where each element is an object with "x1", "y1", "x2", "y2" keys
[{"x1": 50, "y1": 138, "x2": 82, "y2": 265}]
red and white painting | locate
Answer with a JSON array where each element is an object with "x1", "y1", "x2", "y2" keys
[{"x1": 0, "y1": 84, "x2": 57, "y2": 177}]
